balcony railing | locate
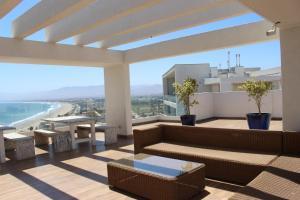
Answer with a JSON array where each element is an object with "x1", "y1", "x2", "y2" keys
[{"x1": 163, "y1": 95, "x2": 176, "y2": 103}]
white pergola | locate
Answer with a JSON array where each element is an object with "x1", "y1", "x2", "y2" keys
[{"x1": 0, "y1": 0, "x2": 299, "y2": 135}]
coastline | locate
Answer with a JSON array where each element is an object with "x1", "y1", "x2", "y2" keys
[{"x1": 13, "y1": 102, "x2": 74, "y2": 130}]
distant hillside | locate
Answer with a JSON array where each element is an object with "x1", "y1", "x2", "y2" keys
[{"x1": 0, "y1": 85, "x2": 163, "y2": 101}]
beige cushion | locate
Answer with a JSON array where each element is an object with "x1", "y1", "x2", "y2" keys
[{"x1": 144, "y1": 142, "x2": 278, "y2": 166}]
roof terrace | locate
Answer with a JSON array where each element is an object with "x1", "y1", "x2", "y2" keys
[
  {"x1": 0, "y1": 0, "x2": 299, "y2": 199},
  {"x1": 1, "y1": 119, "x2": 282, "y2": 200}
]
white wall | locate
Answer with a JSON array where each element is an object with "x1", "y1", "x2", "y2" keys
[
  {"x1": 174, "y1": 64, "x2": 210, "y2": 93},
  {"x1": 174, "y1": 64, "x2": 211, "y2": 115},
  {"x1": 190, "y1": 90, "x2": 282, "y2": 120},
  {"x1": 271, "y1": 90, "x2": 282, "y2": 118},
  {"x1": 190, "y1": 92, "x2": 214, "y2": 120},
  {"x1": 132, "y1": 115, "x2": 180, "y2": 125},
  {"x1": 132, "y1": 90, "x2": 282, "y2": 125},
  {"x1": 132, "y1": 116, "x2": 159, "y2": 124},
  {"x1": 219, "y1": 75, "x2": 281, "y2": 92},
  {"x1": 281, "y1": 26, "x2": 300, "y2": 131}
]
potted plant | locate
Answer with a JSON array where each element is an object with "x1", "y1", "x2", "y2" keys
[
  {"x1": 240, "y1": 80, "x2": 272, "y2": 130},
  {"x1": 173, "y1": 77, "x2": 199, "y2": 126}
]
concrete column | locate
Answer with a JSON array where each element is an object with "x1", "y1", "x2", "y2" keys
[
  {"x1": 280, "y1": 26, "x2": 300, "y2": 131},
  {"x1": 104, "y1": 64, "x2": 132, "y2": 136}
]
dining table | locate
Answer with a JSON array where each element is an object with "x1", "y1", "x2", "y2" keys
[
  {"x1": 43, "y1": 116, "x2": 96, "y2": 150},
  {"x1": 0, "y1": 125, "x2": 16, "y2": 163}
]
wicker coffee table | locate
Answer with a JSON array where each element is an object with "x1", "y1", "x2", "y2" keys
[{"x1": 107, "y1": 153, "x2": 205, "y2": 200}]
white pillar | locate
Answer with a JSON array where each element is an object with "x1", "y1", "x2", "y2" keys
[
  {"x1": 280, "y1": 26, "x2": 300, "y2": 131},
  {"x1": 104, "y1": 64, "x2": 132, "y2": 136}
]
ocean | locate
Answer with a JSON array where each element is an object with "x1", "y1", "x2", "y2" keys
[{"x1": 0, "y1": 102, "x2": 58, "y2": 125}]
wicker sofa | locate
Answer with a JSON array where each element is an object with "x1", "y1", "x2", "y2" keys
[
  {"x1": 134, "y1": 124, "x2": 300, "y2": 199},
  {"x1": 134, "y1": 124, "x2": 282, "y2": 185},
  {"x1": 229, "y1": 131, "x2": 300, "y2": 200}
]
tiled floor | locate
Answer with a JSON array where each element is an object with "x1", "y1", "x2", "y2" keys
[{"x1": 1, "y1": 119, "x2": 280, "y2": 200}]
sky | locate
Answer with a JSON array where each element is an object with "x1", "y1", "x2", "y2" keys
[{"x1": 0, "y1": 1, "x2": 281, "y2": 94}]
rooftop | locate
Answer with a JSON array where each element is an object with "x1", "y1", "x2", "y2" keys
[{"x1": 0, "y1": 0, "x2": 299, "y2": 199}]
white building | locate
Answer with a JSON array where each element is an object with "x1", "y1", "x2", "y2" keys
[{"x1": 163, "y1": 64, "x2": 281, "y2": 115}]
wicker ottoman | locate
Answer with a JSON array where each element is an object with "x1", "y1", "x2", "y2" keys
[{"x1": 107, "y1": 153, "x2": 205, "y2": 200}]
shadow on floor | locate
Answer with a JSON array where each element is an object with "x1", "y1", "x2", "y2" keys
[
  {"x1": 0, "y1": 136, "x2": 134, "y2": 199},
  {"x1": 235, "y1": 186, "x2": 288, "y2": 200},
  {"x1": 115, "y1": 148, "x2": 135, "y2": 154},
  {"x1": 10, "y1": 170, "x2": 78, "y2": 200},
  {"x1": 0, "y1": 135, "x2": 133, "y2": 174},
  {"x1": 54, "y1": 161, "x2": 108, "y2": 185}
]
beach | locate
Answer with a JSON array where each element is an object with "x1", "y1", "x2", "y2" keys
[{"x1": 13, "y1": 102, "x2": 74, "y2": 130}]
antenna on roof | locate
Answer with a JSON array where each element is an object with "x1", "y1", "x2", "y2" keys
[
  {"x1": 227, "y1": 51, "x2": 231, "y2": 78},
  {"x1": 227, "y1": 51, "x2": 231, "y2": 69}
]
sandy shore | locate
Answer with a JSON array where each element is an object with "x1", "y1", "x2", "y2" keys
[{"x1": 14, "y1": 102, "x2": 74, "y2": 130}]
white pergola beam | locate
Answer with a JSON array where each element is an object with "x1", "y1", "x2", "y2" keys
[
  {"x1": 0, "y1": 0, "x2": 20, "y2": 19},
  {"x1": 125, "y1": 21, "x2": 278, "y2": 63},
  {"x1": 238, "y1": 0, "x2": 300, "y2": 29},
  {"x1": 12, "y1": 0, "x2": 95, "y2": 39},
  {"x1": 100, "y1": 1, "x2": 250, "y2": 48},
  {"x1": 46, "y1": 0, "x2": 159, "y2": 43},
  {"x1": 0, "y1": 37, "x2": 123, "y2": 67},
  {"x1": 75, "y1": 0, "x2": 232, "y2": 46}
]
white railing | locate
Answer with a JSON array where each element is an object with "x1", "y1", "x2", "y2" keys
[
  {"x1": 163, "y1": 95, "x2": 176, "y2": 103},
  {"x1": 132, "y1": 115, "x2": 180, "y2": 125},
  {"x1": 132, "y1": 90, "x2": 282, "y2": 125}
]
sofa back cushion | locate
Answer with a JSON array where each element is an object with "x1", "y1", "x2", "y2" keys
[
  {"x1": 283, "y1": 131, "x2": 300, "y2": 155},
  {"x1": 161, "y1": 125, "x2": 283, "y2": 153}
]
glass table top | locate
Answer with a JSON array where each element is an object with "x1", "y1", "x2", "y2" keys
[{"x1": 112, "y1": 153, "x2": 204, "y2": 178}]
